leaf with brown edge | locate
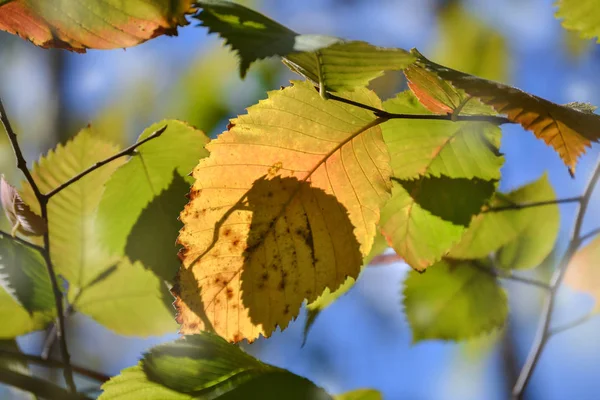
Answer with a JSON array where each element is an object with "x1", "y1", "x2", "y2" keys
[
  {"x1": 412, "y1": 50, "x2": 600, "y2": 175},
  {"x1": 175, "y1": 81, "x2": 392, "y2": 342},
  {"x1": 0, "y1": 0, "x2": 193, "y2": 52},
  {"x1": 0, "y1": 175, "x2": 45, "y2": 237},
  {"x1": 565, "y1": 235, "x2": 600, "y2": 312}
]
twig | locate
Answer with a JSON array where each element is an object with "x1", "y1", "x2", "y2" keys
[
  {"x1": 0, "y1": 97, "x2": 77, "y2": 393},
  {"x1": 0, "y1": 229, "x2": 45, "y2": 253},
  {"x1": 45, "y1": 125, "x2": 167, "y2": 198},
  {"x1": 0, "y1": 366, "x2": 90, "y2": 400},
  {"x1": 549, "y1": 312, "x2": 597, "y2": 337},
  {"x1": 579, "y1": 227, "x2": 600, "y2": 244},
  {"x1": 485, "y1": 196, "x2": 582, "y2": 212},
  {"x1": 0, "y1": 349, "x2": 111, "y2": 383},
  {"x1": 512, "y1": 154, "x2": 600, "y2": 399},
  {"x1": 470, "y1": 260, "x2": 551, "y2": 291},
  {"x1": 324, "y1": 90, "x2": 513, "y2": 125}
]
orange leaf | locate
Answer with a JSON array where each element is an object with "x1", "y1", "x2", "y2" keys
[
  {"x1": 0, "y1": 0, "x2": 194, "y2": 51},
  {"x1": 0, "y1": 175, "x2": 46, "y2": 237},
  {"x1": 565, "y1": 235, "x2": 600, "y2": 312},
  {"x1": 413, "y1": 50, "x2": 600, "y2": 175}
]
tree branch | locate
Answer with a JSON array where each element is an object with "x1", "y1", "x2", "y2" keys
[
  {"x1": 0, "y1": 229, "x2": 45, "y2": 253},
  {"x1": 0, "y1": 349, "x2": 111, "y2": 383},
  {"x1": 45, "y1": 125, "x2": 167, "y2": 199},
  {"x1": 0, "y1": 97, "x2": 77, "y2": 393},
  {"x1": 580, "y1": 227, "x2": 600, "y2": 244},
  {"x1": 470, "y1": 260, "x2": 551, "y2": 291},
  {"x1": 549, "y1": 312, "x2": 597, "y2": 337},
  {"x1": 325, "y1": 91, "x2": 513, "y2": 125},
  {"x1": 485, "y1": 196, "x2": 582, "y2": 212},
  {"x1": 0, "y1": 366, "x2": 90, "y2": 400},
  {"x1": 512, "y1": 154, "x2": 600, "y2": 399}
]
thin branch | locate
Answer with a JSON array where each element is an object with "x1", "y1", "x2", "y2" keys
[
  {"x1": 485, "y1": 196, "x2": 582, "y2": 212},
  {"x1": 0, "y1": 97, "x2": 78, "y2": 393},
  {"x1": 45, "y1": 125, "x2": 167, "y2": 199},
  {"x1": 549, "y1": 312, "x2": 597, "y2": 337},
  {"x1": 470, "y1": 261, "x2": 551, "y2": 291},
  {"x1": 0, "y1": 366, "x2": 90, "y2": 400},
  {"x1": 512, "y1": 154, "x2": 600, "y2": 399},
  {"x1": 580, "y1": 227, "x2": 600, "y2": 244},
  {"x1": 0, "y1": 349, "x2": 111, "y2": 383},
  {"x1": 0, "y1": 229, "x2": 45, "y2": 253},
  {"x1": 325, "y1": 91, "x2": 513, "y2": 125}
]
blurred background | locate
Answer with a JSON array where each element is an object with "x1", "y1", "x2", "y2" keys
[{"x1": 1, "y1": 0, "x2": 600, "y2": 398}]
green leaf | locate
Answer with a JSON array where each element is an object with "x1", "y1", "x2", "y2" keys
[
  {"x1": 101, "y1": 333, "x2": 332, "y2": 399},
  {"x1": 449, "y1": 174, "x2": 560, "y2": 269},
  {"x1": 379, "y1": 91, "x2": 503, "y2": 270},
  {"x1": 335, "y1": 389, "x2": 382, "y2": 400},
  {"x1": 0, "y1": 286, "x2": 54, "y2": 339},
  {"x1": 97, "y1": 120, "x2": 209, "y2": 263},
  {"x1": 403, "y1": 259, "x2": 508, "y2": 342},
  {"x1": 20, "y1": 127, "x2": 123, "y2": 289},
  {"x1": 195, "y1": 1, "x2": 414, "y2": 91},
  {"x1": 0, "y1": 234, "x2": 53, "y2": 313},
  {"x1": 303, "y1": 232, "x2": 388, "y2": 344},
  {"x1": 556, "y1": 0, "x2": 600, "y2": 43},
  {"x1": 72, "y1": 259, "x2": 177, "y2": 337}
]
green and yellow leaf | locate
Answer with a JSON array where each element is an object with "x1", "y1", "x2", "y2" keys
[
  {"x1": 175, "y1": 81, "x2": 392, "y2": 342},
  {"x1": 556, "y1": 0, "x2": 600, "y2": 43}
]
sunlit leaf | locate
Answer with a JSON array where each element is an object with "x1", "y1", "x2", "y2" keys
[
  {"x1": 403, "y1": 259, "x2": 508, "y2": 342},
  {"x1": 175, "y1": 81, "x2": 391, "y2": 342},
  {"x1": 565, "y1": 235, "x2": 600, "y2": 312},
  {"x1": 335, "y1": 389, "x2": 382, "y2": 400},
  {"x1": 379, "y1": 91, "x2": 502, "y2": 270},
  {"x1": 195, "y1": 0, "x2": 414, "y2": 91},
  {"x1": 449, "y1": 174, "x2": 560, "y2": 270},
  {"x1": 73, "y1": 259, "x2": 177, "y2": 337},
  {"x1": 303, "y1": 232, "x2": 388, "y2": 344},
  {"x1": 0, "y1": 286, "x2": 54, "y2": 339},
  {"x1": 20, "y1": 127, "x2": 124, "y2": 289},
  {"x1": 0, "y1": 175, "x2": 45, "y2": 236},
  {"x1": 0, "y1": 234, "x2": 53, "y2": 313},
  {"x1": 100, "y1": 333, "x2": 332, "y2": 399},
  {"x1": 97, "y1": 121, "x2": 209, "y2": 281},
  {"x1": 556, "y1": 0, "x2": 600, "y2": 43},
  {"x1": 0, "y1": 0, "x2": 193, "y2": 51},
  {"x1": 413, "y1": 50, "x2": 600, "y2": 175}
]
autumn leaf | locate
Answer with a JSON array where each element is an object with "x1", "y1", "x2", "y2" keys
[
  {"x1": 555, "y1": 0, "x2": 600, "y2": 43},
  {"x1": 565, "y1": 235, "x2": 600, "y2": 312},
  {"x1": 403, "y1": 259, "x2": 508, "y2": 342},
  {"x1": 175, "y1": 81, "x2": 391, "y2": 342},
  {"x1": 100, "y1": 333, "x2": 332, "y2": 399},
  {"x1": 412, "y1": 50, "x2": 600, "y2": 175},
  {"x1": 195, "y1": 0, "x2": 414, "y2": 91},
  {"x1": 0, "y1": 0, "x2": 193, "y2": 52},
  {"x1": 335, "y1": 389, "x2": 382, "y2": 400},
  {"x1": 379, "y1": 91, "x2": 503, "y2": 270},
  {"x1": 0, "y1": 175, "x2": 45, "y2": 237}
]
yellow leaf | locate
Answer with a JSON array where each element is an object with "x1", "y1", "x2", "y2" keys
[
  {"x1": 413, "y1": 50, "x2": 600, "y2": 175},
  {"x1": 175, "y1": 81, "x2": 392, "y2": 342}
]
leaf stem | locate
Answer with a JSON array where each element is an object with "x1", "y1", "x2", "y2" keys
[
  {"x1": 324, "y1": 90, "x2": 513, "y2": 125},
  {"x1": 579, "y1": 227, "x2": 600, "y2": 244},
  {"x1": 45, "y1": 125, "x2": 167, "y2": 199},
  {"x1": 470, "y1": 261, "x2": 551, "y2": 291},
  {"x1": 512, "y1": 154, "x2": 600, "y2": 399},
  {"x1": 0, "y1": 229, "x2": 45, "y2": 253},
  {"x1": 549, "y1": 312, "x2": 597, "y2": 337},
  {"x1": 0, "y1": 97, "x2": 77, "y2": 393},
  {"x1": 485, "y1": 196, "x2": 582, "y2": 212}
]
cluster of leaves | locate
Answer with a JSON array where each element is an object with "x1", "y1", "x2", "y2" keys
[{"x1": 1, "y1": 0, "x2": 600, "y2": 398}]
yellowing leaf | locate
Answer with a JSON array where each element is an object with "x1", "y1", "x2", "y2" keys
[
  {"x1": 0, "y1": 0, "x2": 193, "y2": 51},
  {"x1": 413, "y1": 50, "x2": 600, "y2": 175},
  {"x1": 335, "y1": 389, "x2": 382, "y2": 400},
  {"x1": 0, "y1": 175, "x2": 45, "y2": 237},
  {"x1": 20, "y1": 127, "x2": 124, "y2": 289},
  {"x1": 403, "y1": 259, "x2": 508, "y2": 342},
  {"x1": 565, "y1": 235, "x2": 600, "y2": 312},
  {"x1": 196, "y1": 1, "x2": 414, "y2": 90},
  {"x1": 556, "y1": 0, "x2": 600, "y2": 43},
  {"x1": 379, "y1": 91, "x2": 503, "y2": 270},
  {"x1": 175, "y1": 81, "x2": 392, "y2": 342}
]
